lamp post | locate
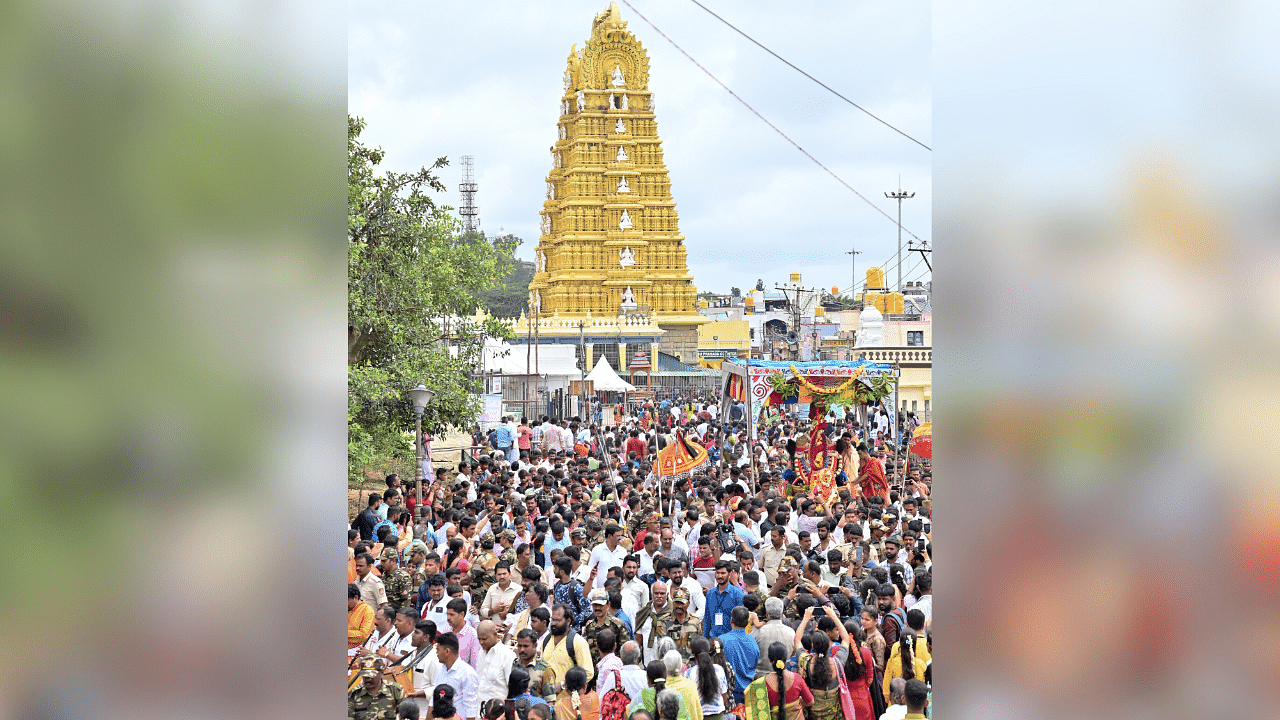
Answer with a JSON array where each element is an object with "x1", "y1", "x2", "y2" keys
[{"x1": 407, "y1": 382, "x2": 435, "y2": 522}]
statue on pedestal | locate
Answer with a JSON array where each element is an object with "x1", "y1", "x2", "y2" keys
[
  {"x1": 612, "y1": 65, "x2": 625, "y2": 87},
  {"x1": 620, "y1": 286, "x2": 638, "y2": 309},
  {"x1": 615, "y1": 118, "x2": 625, "y2": 134},
  {"x1": 620, "y1": 93, "x2": 628, "y2": 110},
  {"x1": 576, "y1": 90, "x2": 585, "y2": 112},
  {"x1": 619, "y1": 246, "x2": 635, "y2": 268},
  {"x1": 619, "y1": 209, "x2": 632, "y2": 230},
  {"x1": 617, "y1": 177, "x2": 629, "y2": 193},
  {"x1": 616, "y1": 146, "x2": 628, "y2": 162}
]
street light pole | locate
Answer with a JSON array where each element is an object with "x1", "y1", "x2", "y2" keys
[
  {"x1": 407, "y1": 383, "x2": 435, "y2": 522},
  {"x1": 845, "y1": 245, "x2": 861, "y2": 304},
  {"x1": 885, "y1": 182, "x2": 915, "y2": 293}
]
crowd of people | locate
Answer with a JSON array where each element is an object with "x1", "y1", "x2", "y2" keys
[{"x1": 348, "y1": 392, "x2": 932, "y2": 720}]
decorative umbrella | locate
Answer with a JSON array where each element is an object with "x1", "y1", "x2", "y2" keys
[
  {"x1": 656, "y1": 429, "x2": 709, "y2": 480},
  {"x1": 909, "y1": 422, "x2": 932, "y2": 459}
]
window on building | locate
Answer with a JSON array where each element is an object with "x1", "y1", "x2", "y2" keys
[
  {"x1": 924, "y1": 399, "x2": 930, "y2": 421},
  {"x1": 911, "y1": 400, "x2": 918, "y2": 414},
  {"x1": 907, "y1": 331, "x2": 924, "y2": 346}
]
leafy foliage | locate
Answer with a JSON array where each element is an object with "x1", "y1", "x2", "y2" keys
[
  {"x1": 348, "y1": 116, "x2": 512, "y2": 478},
  {"x1": 478, "y1": 232, "x2": 534, "y2": 319}
]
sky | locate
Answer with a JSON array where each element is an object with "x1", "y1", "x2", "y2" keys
[{"x1": 349, "y1": 0, "x2": 931, "y2": 297}]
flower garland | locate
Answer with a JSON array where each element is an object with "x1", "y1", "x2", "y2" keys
[{"x1": 787, "y1": 364, "x2": 865, "y2": 395}]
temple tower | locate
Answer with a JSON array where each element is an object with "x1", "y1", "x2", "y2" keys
[{"x1": 529, "y1": 2, "x2": 706, "y2": 363}]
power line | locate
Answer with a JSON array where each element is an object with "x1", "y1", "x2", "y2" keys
[
  {"x1": 684, "y1": 0, "x2": 931, "y2": 151},
  {"x1": 619, "y1": 0, "x2": 924, "y2": 243}
]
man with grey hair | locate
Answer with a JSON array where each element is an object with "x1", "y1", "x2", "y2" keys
[
  {"x1": 635, "y1": 580, "x2": 674, "y2": 665},
  {"x1": 753, "y1": 597, "x2": 795, "y2": 678},
  {"x1": 616, "y1": 641, "x2": 649, "y2": 701},
  {"x1": 879, "y1": 677, "x2": 908, "y2": 720}
]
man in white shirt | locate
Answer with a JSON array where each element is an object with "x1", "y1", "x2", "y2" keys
[
  {"x1": 636, "y1": 533, "x2": 661, "y2": 576},
  {"x1": 420, "y1": 577, "x2": 451, "y2": 622},
  {"x1": 475, "y1": 620, "x2": 517, "y2": 709},
  {"x1": 880, "y1": 677, "x2": 908, "y2": 720},
  {"x1": 398, "y1": 619, "x2": 440, "y2": 712},
  {"x1": 666, "y1": 560, "x2": 706, "y2": 621},
  {"x1": 619, "y1": 555, "x2": 650, "y2": 612},
  {"x1": 479, "y1": 562, "x2": 521, "y2": 625},
  {"x1": 433, "y1": 631, "x2": 480, "y2": 720},
  {"x1": 358, "y1": 605, "x2": 399, "y2": 657},
  {"x1": 584, "y1": 524, "x2": 628, "y2": 589}
]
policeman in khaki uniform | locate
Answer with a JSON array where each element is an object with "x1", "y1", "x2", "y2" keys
[
  {"x1": 348, "y1": 657, "x2": 405, "y2": 720},
  {"x1": 582, "y1": 588, "x2": 632, "y2": 666},
  {"x1": 666, "y1": 587, "x2": 702, "y2": 664}
]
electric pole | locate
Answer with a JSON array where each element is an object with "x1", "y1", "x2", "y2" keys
[
  {"x1": 885, "y1": 180, "x2": 914, "y2": 293},
  {"x1": 845, "y1": 245, "x2": 861, "y2": 304}
]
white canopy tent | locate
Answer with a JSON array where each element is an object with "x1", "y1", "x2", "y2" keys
[{"x1": 583, "y1": 355, "x2": 635, "y2": 392}]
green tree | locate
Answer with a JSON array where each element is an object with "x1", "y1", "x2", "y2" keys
[
  {"x1": 348, "y1": 116, "x2": 511, "y2": 479},
  {"x1": 478, "y1": 232, "x2": 533, "y2": 319}
]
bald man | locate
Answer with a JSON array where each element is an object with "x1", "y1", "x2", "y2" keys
[{"x1": 476, "y1": 620, "x2": 518, "y2": 712}]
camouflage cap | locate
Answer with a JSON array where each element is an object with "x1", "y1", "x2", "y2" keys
[
  {"x1": 588, "y1": 588, "x2": 609, "y2": 605},
  {"x1": 869, "y1": 520, "x2": 886, "y2": 531},
  {"x1": 380, "y1": 548, "x2": 399, "y2": 562},
  {"x1": 357, "y1": 657, "x2": 386, "y2": 678},
  {"x1": 885, "y1": 533, "x2": 904, "y2": 546},
  {"x1": 778, "y1": 556, "x2": 798, "y2": 573},
  {"x1": 671, "y1": 587, "x2": 690, "y2": 604},
  {"x1": 480, "y1": 531, "x2": 496, "y2": 544},
  {"x1": 585, "y1": 517, "x2": 603, "y2": 531},
  {"x1": 499, "y1": 529, "x2": 516, "y2": 540}
]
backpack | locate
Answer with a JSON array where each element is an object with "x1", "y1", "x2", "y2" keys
[
  {"x1": 883, "y1": 606, "x2": 907, "y2": 636},
  {"x1": 599, "y1": 669, "x2": 632, "y2": 720},
  {"x1": 542, "y1": 627, "x2": 578, "y2": 666}
]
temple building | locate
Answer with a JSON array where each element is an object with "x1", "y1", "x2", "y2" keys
[{"x1": 520, "y1": 2, "x2": 706, "y2": 368}]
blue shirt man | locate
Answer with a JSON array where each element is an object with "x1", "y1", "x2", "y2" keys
[
  {"x1": 703, "y1": 561, "x2": 745, "y2": 638},
  {"x1": 719, "y1": 607, "x2": 760, "y2": 705},
  {"x1": 494, "y1": 421, "x2": 515, "y2": 450}
]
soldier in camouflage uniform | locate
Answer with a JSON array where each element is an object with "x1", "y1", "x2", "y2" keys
[
  {"x1": 582, "y1": 588, "x2": 632, "y2": 666},
  {"x1": 666, "y1": 587, "x2": 703, "y2": 664},
  {"x1": 469, "y1": 532, "x2": 500, "y2": 607},
  {"x1": 348, "y1": 658, "x2": 405, "y2": 720},
  {"x1": 497, "y1": 528, "x2": 518, "y2": 567},
  {"x1": 405, "y1": 541, "x2": 430, "y2": 599},
  {"x1": 583, "y1": 517, "x2": 604, "y2": 552},
  {"x1": 514, "y1": 627, "x2": 557, "y2": 704},
  {"x1": 379, "y1": 548, "x2": 412, "y2": 610}
]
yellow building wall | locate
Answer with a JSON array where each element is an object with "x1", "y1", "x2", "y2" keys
[{"x1": 697, "y1": 319, "x2": 750, "y2": 353}]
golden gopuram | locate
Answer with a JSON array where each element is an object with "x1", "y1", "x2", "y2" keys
[{"x1": 520, "y1": 2, "x2": 707, "y2": 368}]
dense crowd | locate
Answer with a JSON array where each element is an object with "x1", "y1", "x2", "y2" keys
[{"x1": 348, "y1": 393, "x2": 932, "y2": 720}]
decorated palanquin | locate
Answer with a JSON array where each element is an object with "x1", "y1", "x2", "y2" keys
[
  {"x1": 717, "y1": 359, "x2": 898, "y2": 501},
  {"x1": 656, "y1": 430, "x2": 710, "y2": 480}
]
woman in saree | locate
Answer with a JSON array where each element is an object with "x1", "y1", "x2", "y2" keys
[
  {"x1": 796, "y1": 632, "x2": 841, "y2": 720},
  {"x1": 742, "y1": 643, "x2": 810, "y2": 720},
  {"x1": 629, "y1": 660, "x2": 690, "y2": 720},
  {"x1": 841, "y1": 623, "x2": 877, "y2": 720}
]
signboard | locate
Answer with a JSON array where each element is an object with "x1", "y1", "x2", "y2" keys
[
  {"x1": 569, "y1": 380, "x2": 595, "y2": 396},
  {"x1": 478, "y1": 393, "x2": 503, "y2": 426}
]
